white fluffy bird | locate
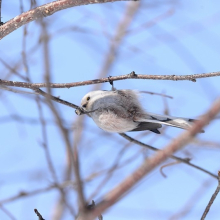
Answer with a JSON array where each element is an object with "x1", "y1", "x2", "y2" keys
[{"x1": 80, "y1": 89, "x2": 199, "y2": 134}]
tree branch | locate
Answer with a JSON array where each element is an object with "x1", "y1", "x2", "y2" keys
[
  {"x1": 34, "y1": 88, "x2": 79, "y2": 109},
  {"x1": 34, "y1": 209, "x2": 45, "y2": 220},
  {"x1": 0, "y1": 0, "x2": 3, "y2": 26},
  {"x1": 201, "y1": 171, "x2": 220, "y2": 220},
  {"x1": 1, "y1": 71, "x2": 220, "y2": 89},
  {"x1": 119, "y1": 133, "x2": 218, "y2": 179},
  {"x1": 0, "y1": 0, "x2": 137, "y2": 40}
]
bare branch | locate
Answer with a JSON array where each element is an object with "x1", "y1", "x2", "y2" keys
[
  {"x1": 72, "y1": 118, "x2": 87, "y2": 214},
  {"x1": 0, "y1": 204, "x2": 16, "y2": 220},
  {"x1": 0, "y1": 185, "x2": 56, "y2": 204},
  {"x1": 0, "y1": 0, "x2": 137, "y2": 40},
  {"x1": 0, "y1": 0, "x2": 3, "y2": 26},
  {"x1": 34, "y1": 88, "x2": 79, "y2": 109},
  {"x1": 169, "y1": 179, "x2": 213, "y2": 220},
  {"x1": 201, "y1": 171, "x2": 220, "y2": 220},
  {"x1": 36, "y1": 96, "x2": 59, "y2": 182},
  {"x1": 34, "y1": 209, "x2": 45, "y2": 220},
  {"x1": 1, "y1": 71, "x2": 220, "y2": 89},
  {"x1": 140, "y1": 90, "x2": 173, "y2": 99},
  {"x1": 159, "y1": 161, "x2": 180, "y2": 178},
  {"x1": 119, "y1": 133, "x2": 217, "y2": 179},
  {"x1": 0, "y1": 85, "x2": 38, "y2": 95}
]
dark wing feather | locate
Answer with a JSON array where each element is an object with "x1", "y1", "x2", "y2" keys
[{"x1": 129, "y1": 122, "x2": 162, "y2": 134}]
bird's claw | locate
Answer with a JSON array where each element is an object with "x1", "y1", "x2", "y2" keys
[{"x1": 108, "y1": 76, "x2": 116, "y2": 91}]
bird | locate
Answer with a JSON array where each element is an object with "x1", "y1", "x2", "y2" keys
[{"x1": 80, "y1": 89, "x2": 201, "y2": 134}]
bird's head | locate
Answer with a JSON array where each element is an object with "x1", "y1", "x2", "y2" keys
[{"x1": 81, "y1": 90, "x2": 105, "y2": 111}]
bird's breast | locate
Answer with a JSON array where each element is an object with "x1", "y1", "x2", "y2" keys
[{"x1": 91, "y1": 108, "x2": 137, "y2": 133}]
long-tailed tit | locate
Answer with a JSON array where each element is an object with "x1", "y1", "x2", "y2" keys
[{"x1": 80, "y1": 89, "x2": 201, "y2": 134}]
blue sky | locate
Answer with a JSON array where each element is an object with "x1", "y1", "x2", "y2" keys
[{"x1": 0, "y1": 0, "x2": 220, "y2": 219}]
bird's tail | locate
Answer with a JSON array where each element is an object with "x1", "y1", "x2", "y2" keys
[{"x1": 134, "y1": 112, "x2": 204, "y2": 132}]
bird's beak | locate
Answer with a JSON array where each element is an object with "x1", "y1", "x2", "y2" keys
[{"x1": 82, "y1": 103, "x2": 87, "y2": 109}]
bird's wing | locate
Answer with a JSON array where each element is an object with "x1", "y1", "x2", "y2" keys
[{"x1": 129, "y1": 122, "x2": 162, "y2": 134}]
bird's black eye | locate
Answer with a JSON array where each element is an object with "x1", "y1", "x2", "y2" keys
[{"x1": 87, "y1": 96, "x2": 90, "y2": 101}]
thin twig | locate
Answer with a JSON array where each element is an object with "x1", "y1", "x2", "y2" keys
[
  {"x1": 1, "y1": 71, "x2": 220, "y2": 89},
  {"x1": 119, "y1": 133, "x2": 218, "y2": 179},
  {"x1": 0, "y1": 204, "x2": 17, "y2": 220},
  {"x1": 0, "y1": 185, "x2": 56, "y2": 204},
  {"x1": 34, "y1": 88, "x2": 79, "y2": 109},
  {"x1": 34, "y1": 209, "x2": 45, "y2": 220},
  {"x1": 72, "y1": 118, "x2": 87, "y2": 214},
  {"x1": 0, "y1": 57, "x2": 27, "y2": 81},
  {"x1": 87, "y1": 141, "x2": 135, "y2": 201},
  {"x1": 0, "y1": 85, "x2": 38, "y2": 95},
  {"x1": 0, "y1": 0, "x2": 3, "y2": 26},
  {"x1": 140, "y1": 90, "x2": 173, "y2": 99},
  {"x1": 0, "y1": 114, "x2": 56, "y2": 125},
  {"x1": 160, "y1": 161, "x2": 180, "y2": 178},
  {"x1": 201, "y1": 171, "x2": 220, "y2": 220},
  {"x1": 169, "y1": 178, "x2": 213, "y2": 220},
  {"x1": 33, "y1": 88, "x2": 93, "y2": 116},
  {"x1": 36, "y1": 96, "x2": 59, "y2": 182}
]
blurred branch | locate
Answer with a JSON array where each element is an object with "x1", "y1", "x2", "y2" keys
[
  {"x1": 169, "y1": 178, "x2": 213, "y2": 220},
  {"x1": 191, "y1": 138, "x2": 220, "y2": 149},
  {"x1": 0, "y1": 204, "x2": 16, "y2": 220},
  {"x1": 201, "y1": 171, "x2": 220, "y2": 220},
  {"x1": 79, "y1": 97, "x2": 220, "y2": 220},
  {"x1": 94, "y1": 0, "x2": 140, "y2": 90},
  {"x1": 40, "y1": 20, "x2": 77, "y2": 218},
  {"x1": 127, "y1": 8, "x2": 174, "y2": 35},
  {"x1": 36, "y1": 96, "x2": 59, "y2": 182},
  {"x1": 87, "y1": 141, "x2": 137, "y2": 201},
  {"x1": 0, "y1": 0, "x2": 138, "y2": 40},
  {"x1": 0, "y1": 185, "x2": 56, "y2": 204},
  {"x1": 1, "y1": 71, "x2": 220, "y2": 89},
  {"x1": 159, "y1": 161, "x2": 180, "y2": 178},
  {"x1": 119, "y1": 133, "x2": 217, "y2": 179},
  {"x1": 140, "y1": 90, "x2": 173, "y2": 99},
  {"x1": 0, "y1": 114, "x2": 56, "y2": 125},
  {"x1": 0, "y1": 85, "x2": 37, "y2": 94},
  {"x1": 72, "y1": 119, "x2": 86, "y2": 216},
  {"x1": 0, "y1": 57, "x2": 27, "y2": 80},
  {"x1": 0, "y1": 0, "x2": 3, "y2": 26}
]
